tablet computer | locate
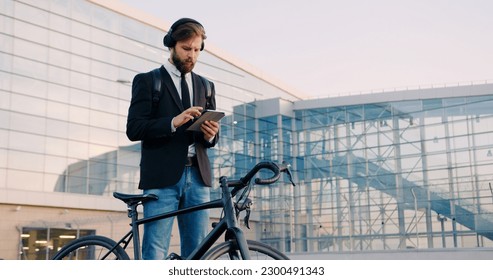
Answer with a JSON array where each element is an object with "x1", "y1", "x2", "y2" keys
[{"x1": 186, "y1": 110, "x2": 225, "y2": 132}]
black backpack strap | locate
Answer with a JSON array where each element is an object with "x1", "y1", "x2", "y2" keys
[{"x1": 151, "y1": 68, "x2": 161, "y2": 116}]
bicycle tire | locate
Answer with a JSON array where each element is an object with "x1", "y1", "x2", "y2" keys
[
  {"x1": 201, "y1": 240, "x2": 289, "y2": 260},
  {"x1": 52, "y1": 235, "x2": 130, "y2": 260}
]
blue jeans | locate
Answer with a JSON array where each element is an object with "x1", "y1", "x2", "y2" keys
[{"x1": 141, "y1": 166, "x2": 210, "y2": 260}]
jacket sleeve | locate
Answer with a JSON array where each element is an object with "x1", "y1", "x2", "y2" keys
[{"x1": 126, "y1": 72, "x2": 174, "y2": 141}]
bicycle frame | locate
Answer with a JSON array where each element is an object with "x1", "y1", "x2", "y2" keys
[{"x1": 118, "y1": 175, "x2": 251, "y2": 260}]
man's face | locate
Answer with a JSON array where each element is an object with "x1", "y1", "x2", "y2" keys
[{"x1": 171, "y1": 35, "x2": 203, "y2": 74}]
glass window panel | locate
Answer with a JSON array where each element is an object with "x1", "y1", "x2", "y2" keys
[
  {"x1": 48, "y1": 62, "x2": 70, "y2": 84},
  {"x1": 443, "y1": 97, "x2": 466, "y2": 116},
  {"x1": 13, "y1": 39, "x2": 48, "y2": 64},
  {"x1": 118, "y1": 131, "x2": 132, "y2": 147},
  {"x1": 118, "y1": 144, "x2": 140, "y2": 166},
  {"x1": 66, "y1": 175, "x2": 87, "y2": 194},
  {"x1": 44, "y1": 155, "x2": 68, "y2": 175},
  {"x1": 6, "y1": 169, "x2": 44, "y2": 191},
  {"x1": 93, "y1": 77, "x2": 119, "y2": 100},
  {"x1": 13, "y1": 14, "x2": 48, "y2": 46},
  {"x1": 449, "y1": 115, "x2": 468, "y2": 130},
  {"x1": 70, "y1": 37, "x2": 91, "y2": 58},
  {"x1": 118, "y1": 99, "x2": 129, "y2": 117},
  {"x1": 451, "y1": 135, "x2": 470, "y2": 150},
  {"x1": 67, "y1": 140, "x2": 88, "y2": 160},
  {"x1": 16, "y1": 0, "x2": 49, "y2": 15},
  {"x1": 70, "y1": 55, "x2": 90, "y2": 74},
  {"x1": 392, "y1": 100, "x2": 422, "y2": 116},
  {"x1": 90, "y1": 93, "x2": 118, "y2": 114},
  {"x1": 8, "y1": 131, "x2": 45, "y2": 154},
  {"x1": 46, "y1": 101, "x2": 69, "y2": 121},
  {"x1": 90, "y1": 110, "x2": 118, "y2": 130},
  {"x1": 473, "y1": 131, "x2": 493, "y2": 147},
  {"x1": 71, "y1": 0, "x2": 91, "y2": 23},
  {"x1": 423, "y1": 99, "x2": 443, "y2": 118},
  {"x1": 49, "y1": 12, "x2": 70, "y2": 34},
  {"x1": 1, "y1": 0, "x2": 14, "y2": 31},
  {"x1": 474, "y1": 115, "x2": 493, "y2": 134},
  {"x1": 0, "y1": 169, "x2": 5, "y2": 187},
  {"x1": 91, "y1": 5, "x2": 116, "y2": 30},
  {"x1": 10, "y1": 112, "x2": 46, "y2": 134},
  {"x1": 45, "y1": 137, "x2": 67, "y2": 157},
  {"x1": 69, "y1": 88, "x2": 90, "y2": 107},
  {"x1": 0, "y1": 91, "x2": 10, "y2": 109},
  {"x1": 69, "y1": 105, "x2": 89, "y2": 125},
  {"x1": 90, "y1": 60, "x2": 114, "y2": 82},
  {"x1": 8, "y1": 150, "x2": 45, "y2": 172},
  {"x1": 88, "y1": 177, "x2": 110, "y2": 195},
  {"x1": 89, "y1": 144, "x2": 116, "y2": 160},
  {"x1": 364, "y1": 103, "x2": 391, "y2": 121},
  {"x1": 347, "y1": 105, "x2": 363, "y2": 122},
  {"x1": 89, "y1": 126, "x2": 117, "y2": 147},
  {"x1": 47, "y1": 83, "x2": 69, "y2": 103},
  {"x1": 68, "y1": 123, "x2": 89, "y2": 142},
  {"x1": 50, "y1": 0, "x2": 70, "y2": 16},
  {"x1": 11, "y1": 73, "x2": 48, "y2": 99},
  {"x1": 70, "y1": 71, "x2": 90, "y2": 92},
  {"x1": 46, "y1": 119, "x2": 68, "y2": 138},
  {"x1": 48, "y1": 34, "x2": 71, "y2": 60},
  {"x1": 0, "y1": 148, "x2": 7, "y2": 168},
  {"x1": 89, "y1": 159, "x2": 115, "y2": 180},
  {"x1": 475, "y1": 148, "x2": 493, "y2": 162},
  {"x1": 123, "y1": 53, "x2": 154, "y2": 73},
  {"x1": 91, "y1": 24, "x2": 111, "y2": 44},
  {"x1": 466, "y1": 96, "x2": 493, "y2": 115},
  {"x1": 120, "y1": 19, "x2": 148, "y2": 51},
  {"x1": 43, "y1": 173, "x2": 60, "y2": 192},
  {"x1": 0, "y1": 109, "x2": 9, "y2": 129},
  {"x1": 0, "y1": 67, "x2": 13, "y2": 90}
]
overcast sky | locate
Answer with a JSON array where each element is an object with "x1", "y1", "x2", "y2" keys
[{"x1": 119, "y1": 0, "x2": 493, "y2": 98}]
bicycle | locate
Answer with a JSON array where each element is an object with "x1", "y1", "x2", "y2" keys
[{"x1": 52, "y1": 161, "x2": 295, "y2": 260}]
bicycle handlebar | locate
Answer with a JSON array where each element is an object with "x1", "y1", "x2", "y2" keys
[
  {"x1": 228, "y1": 161, "x2": 295, "y2": 197},
  {"x1": 244, "y1": 161, "x2": 280, "y2": 185}
]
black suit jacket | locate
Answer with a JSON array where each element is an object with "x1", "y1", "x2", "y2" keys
[{"x1": 126, "y1": 66, "x2": 218, "y2": 189}]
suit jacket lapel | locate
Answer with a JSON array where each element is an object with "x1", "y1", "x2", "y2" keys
[{"x1": 160, "y1": 66, "x2": 184, "y2": 110}]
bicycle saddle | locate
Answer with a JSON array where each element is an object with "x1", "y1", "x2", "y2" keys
[{"x1": 113, "y1": 192, "x2": 158, "y2": 207}]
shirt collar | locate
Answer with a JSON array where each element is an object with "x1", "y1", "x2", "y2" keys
[{"x1": 164, "y1": 59, "x2": 190, "y2": 79}]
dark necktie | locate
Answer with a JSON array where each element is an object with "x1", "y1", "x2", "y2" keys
[
  {"x1": 181, "y1": 73, "x2": 194, "y2": 144},
  {"x1": 181, "y1": 74, "x2": 191, "y2": 109}
]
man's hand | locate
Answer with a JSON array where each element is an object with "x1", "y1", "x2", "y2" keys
[
  {"x1": 173, "y1": 106, "x2": 203, "y2": 128},
  {"x1": 201, "y1": 120, "x2": 219, "y2": 141}
]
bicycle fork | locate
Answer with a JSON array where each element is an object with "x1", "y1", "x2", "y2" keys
[{"x1": 220, "y1": 176, "x2": 251, "y2": 260}]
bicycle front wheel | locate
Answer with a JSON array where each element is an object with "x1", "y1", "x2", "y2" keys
[
  {"x1": 52, "y1": 235, "x2": 130, "y2": 260},
  {"x1": 202, "y1": 240, "x2": 289, "y2": 260}
]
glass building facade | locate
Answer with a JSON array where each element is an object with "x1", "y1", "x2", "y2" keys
[
  {"x1": 242, "y1": 90, "x2": 493, "y2": 253},
  {"x1": 1, "y1": 0, "x2": 493, "y2": 259}
]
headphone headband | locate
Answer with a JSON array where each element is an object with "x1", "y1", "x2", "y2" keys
[{"x1": 163, "y1": 18, "x2": 205, "y2": 51}]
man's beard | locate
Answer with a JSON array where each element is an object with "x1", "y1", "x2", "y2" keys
[{"x1": 172, "y1": 51, "x2": 195, "y2": 74}]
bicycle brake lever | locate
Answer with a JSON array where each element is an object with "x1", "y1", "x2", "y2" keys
[
  {"x1": 281, "y1": 161, "x2": 296, "y2": 187},
  {"x1": 237, "y1": 198, "x2": 252, "y2": 229},
  {"x1": 244, "y1": 209, "x2": 251, "y2": 229},
  {"x1": 286, "y1": 168, "x2": 296, "y2": 187}
]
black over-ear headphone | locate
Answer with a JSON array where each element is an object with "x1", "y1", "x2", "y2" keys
[{"x1": 163, "y1": 18, "x2": 205, "y2": 51}]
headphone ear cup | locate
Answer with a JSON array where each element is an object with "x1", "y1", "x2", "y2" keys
[{"x1": 163, "y1": 33, "x2": 175, "y2": 48}]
